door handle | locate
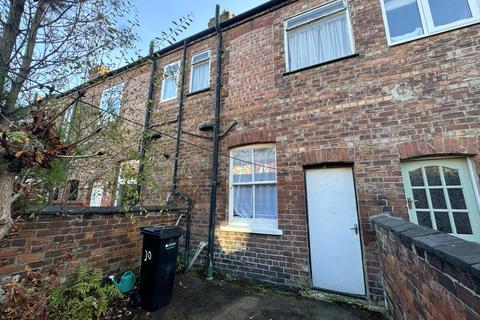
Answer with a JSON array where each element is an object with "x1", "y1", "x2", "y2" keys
[
  {"x1": 407, "y1": 198, "x2": 418, "y2": 209},
  {"x1": 350, "y1": 224, "x2": 359, "y2": 235}
]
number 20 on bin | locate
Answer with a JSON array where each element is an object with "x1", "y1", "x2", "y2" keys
[{"x1": 144, "y1": 250, "x2": 152, "y2": 261}]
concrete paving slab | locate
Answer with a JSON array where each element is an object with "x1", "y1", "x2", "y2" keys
[{"x1": 152, "y1": 275, "x2": 386, "y2": 320}]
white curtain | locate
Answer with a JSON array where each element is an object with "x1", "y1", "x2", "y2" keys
[
  {"x1": 254, "y1": 148, "x2": 276, "y2": 182},
  {"x1": 162, "y1": 76, "x2": 177, "y2": 100},
  {"x1": 233, "y1": 186, "x2": 253, "y2": 218},
  {"x1": 232, "y1": 149, "x2": 253, "y2": 183},
  {"x1": 255, "y1": 185, "x2": 277, "y2": 219},
  {"x1": 191, "y1": 61, "x2": 209, "y2": 92},
  {"x1": 288, "y1": 13, "x2": 352, "y2": 71},
  {"x1": 89, "y1": 183, "x2": 104, "y2": 206},
  {"x1": 233, "y1": 184, "x2": 277, "y2": 219}
]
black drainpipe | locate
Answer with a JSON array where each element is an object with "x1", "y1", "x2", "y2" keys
[
  {"x1": 172, "y1": 40, "x2": 193, "y2": 269},
  {"x1": 138, "y1": 41, "x2": 158, "y2": 197},
  {"x1": 172, "y1": 40, "x2": 188, "y2": 190},
  {"x1": 206, "y1": 4, "x2": 222, "y2": 280}
]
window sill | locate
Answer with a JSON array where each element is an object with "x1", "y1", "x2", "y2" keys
[
  {"x1": 387, "y1": 19, "x2": 480, "y2": 47},
  {"x1": 187, "y1": 87, "x2": 210, "y2": 97},
  {"x1": 283, "y1": 53, "x2": 359, "y2": 76},
  {"x1": 219, "y1": 224, "x2": 283, "y2": 236}
]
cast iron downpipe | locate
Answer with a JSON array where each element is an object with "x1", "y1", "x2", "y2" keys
[
  {"x1": 172, "y1": 40, "x2": 188, "y2": 191},
  {"x1": 138, "y1": 41, "x2": 158, "y2": 192},
  {"x1": 171, "y1": 189, "x2": 193, "y2": 270},
  {"x1": 171, "y1": 40, "x2": 193, "y2": 269},
  {"x1": 206, "y1": 4, "x2": 222, "y2": 280},
  {"x1": 136, "y1": 40, "x2": 193, "y2": 268}
]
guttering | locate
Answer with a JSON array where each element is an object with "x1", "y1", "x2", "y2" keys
[
  {"x1": 56, "y1": 0, "x2": 292, "y2": 99},
  {"x1": 206, "y1": 4, "x2": 223, "y2": 280}
]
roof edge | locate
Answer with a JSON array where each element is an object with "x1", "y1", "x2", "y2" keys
[{"x1": 58, "y1": 0, "x2": 290, "y2": 98}]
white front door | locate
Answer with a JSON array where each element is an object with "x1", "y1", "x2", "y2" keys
[
  {"x1": 401, "y1": 158, "x2": 480, "y2": 242},
  {"x1": 305, "y1": 167, "x2": 365, "y2": 296},
  {"x1": 89, "y1": 181, "x2": 104, "y2": 207}
]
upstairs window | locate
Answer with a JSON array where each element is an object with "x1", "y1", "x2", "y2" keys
[
  {"x1": 161, "y1": 61, "x2": 180, "y2": 102},
  {"x1": 380, "y1": 0, "x2": 480, "y2": 45},
  {"x1": 63, "y1": 105, "x2": 75, "y2": 138},
  {"x1": 284, "y1": 0, "x2": 355, "y2": 72},
  {"x1": 99, "y1": 84, "x2": 124, "y2": 121},
  {"x1": 190, "y1": 50, "x2": 211, "y2": 93},
  {"x1": 66, "y1": 179, "x2": 80, "y2": 201},
  {"x1": 115, "y1": 160, "x2": 139, "y2": 206}
]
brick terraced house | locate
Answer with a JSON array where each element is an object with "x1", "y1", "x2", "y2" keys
[{"x1": 53, "y1": 0, "x2": 480, "y2": 305}]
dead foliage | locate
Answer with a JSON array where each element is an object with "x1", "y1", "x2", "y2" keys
[
  {"x1": 0, "y1": 106, "x2": 76, "y2": 173},
  {"x1": 0, "y1": 254, "x2": 72, "y2": 320}
]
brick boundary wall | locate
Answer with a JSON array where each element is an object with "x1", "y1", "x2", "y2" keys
[
  {"x1": 371, "y1": 214, "x2": 480, "y2": 320},
  {"x1": 0, "y1": 212, "x2": 179, "y2": 281}
]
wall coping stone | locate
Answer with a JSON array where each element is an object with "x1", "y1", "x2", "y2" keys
[
  {"x1": 471, "y1": 263, "x2": 480, "y2": 279},
  {"x1": 371, "y1": 214, "x2": 480, "y2": 284},
  {"x1": 17, "y1": 205, "x2": 187, "y2": 216}
]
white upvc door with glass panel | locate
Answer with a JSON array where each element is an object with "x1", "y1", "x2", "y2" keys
[{"x1": 401, "y1": 158, "x2": 480, "y2": 242}]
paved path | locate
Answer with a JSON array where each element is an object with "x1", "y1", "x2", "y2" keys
[{"x1": 152, "y1": 275, "x2": 386, "y2": 320}]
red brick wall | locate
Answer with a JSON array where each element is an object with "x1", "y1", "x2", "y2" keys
[
  {"x1": 373, "y1": 215, "x2": 480, "y2": 320},
  {"x1": 162, "y1": 0, "x2": 479, "y2": 303},
  {"x1": 0, "y1": 213, "x2": 177, "y2": 279},
  {"x1": 42, "y1": 0, "x2": 480, "y2": 305}
]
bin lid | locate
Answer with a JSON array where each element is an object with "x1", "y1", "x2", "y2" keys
[{"x1": 140, "y1": 225, "x2": 183, "y2": 239}]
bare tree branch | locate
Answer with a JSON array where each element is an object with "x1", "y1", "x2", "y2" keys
[
  {"x1": 7, "y1": 0, "x2": 47, "y2": 115},
  {"x1": 0, "y1": 0, "x2": 26, "y2": 122}
]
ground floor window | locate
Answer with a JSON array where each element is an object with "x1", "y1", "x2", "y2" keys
[
  {"x1": 66, "y1": 179, "x2": 80, "y2": 201},
  {"x1": 115, "y1": 160, "x2": 139, "y2": 206},
  {"x1": 224, "y1": 144, "x2": 281, "y2": 235},
  {"x1": 89, "y1": 181, "x2": 104, "y2": 206},
  {"x1": 401, "y1": 158, "x2": 480, "y2": 242}
]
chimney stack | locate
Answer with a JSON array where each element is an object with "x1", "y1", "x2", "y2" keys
[
  {"x1": 208, "y1": 9, "x2": 235, "y2": 28},
  {"x1": 88, "y1": 65, "x2": 109, "y2": 80}
]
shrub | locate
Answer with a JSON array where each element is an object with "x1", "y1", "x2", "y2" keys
[{"x1": 47, "y1": 267, "x2": 122, "y2": 320}]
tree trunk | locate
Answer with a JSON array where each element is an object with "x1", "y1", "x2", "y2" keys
[
  {"x1": 0, "y1": 0, "x2": 26, "y2": 127},
  {"x1": 0, "y1": 171, "x2": 15, "y2": 239}
]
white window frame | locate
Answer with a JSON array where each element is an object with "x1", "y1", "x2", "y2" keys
[
  {"x1": 89, "y1": 181, "x2": 104, "y2": 207},
  {"x1": 220, "y1": 144, "x2": 282, "y2": 236},
  {"x1": 99, "y1": 83, "x2": 124, "y2": 121},
  {"x1": 64, "y1": 105, "x2": 74, "y2": 125},
  {"x1": 189, "y1": 50, "x2": 211, "y2": 93},
  {"x1": 62, "y1": 105, "x2": 75, "y2": 139},
  {"x1": 114, "y1": 160, "x2": 140, "y2": 206},
  {"x1": 283, "y1": 0, "x2": 356, "y2": 73},
  {"x1": 160, "y1": 61, "x2": 180, "y2": 102},
  {"x1": 379, "y1": 0, "x2": 480, "y2": 46}
]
